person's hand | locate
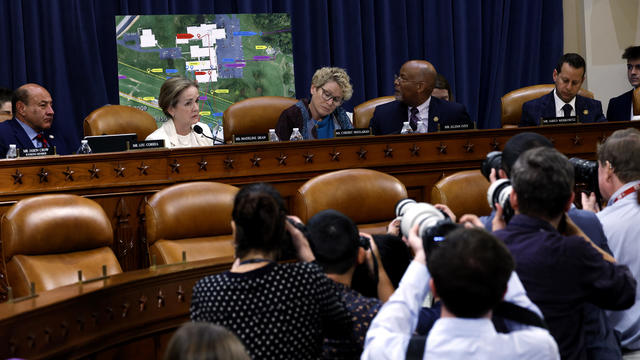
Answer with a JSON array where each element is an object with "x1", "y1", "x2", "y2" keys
[
  {"x1": 459, "y1": 214, "x2": 485, "y2": 229},
  {"x1": 360, "y1": 232, "x2": 378, "y2": 277},
  {"x1": 285, "y1": 215, "x2": 315, "y2": 262},
  {"x1": 387, "y1": 218, "x2": 401, "y2": 236},
  {"x1": 491, "y1": 202, "x2": 507, "y2": 231},
  {"x1": 403, "y1": 223, "x2": 426, "y2": 265},
  {"x1": 434, "y1": 204, "x2": 457, "y2": 223},
  {"x1": 581, "y1": 192, "x2": 599, "y2": 213},
  {"x1": 489, "y1": 167, "x2": 499, "y2": 184}
]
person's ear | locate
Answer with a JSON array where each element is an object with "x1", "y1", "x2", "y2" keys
[
  {"x1": 310, "y1": 85, "x2": 317, "y2": 97},
  {"x1": 429, "y1": 278, "x2": 438, "y2": 298},
  {"x1": 498, "y1": 169, "x2": 508, "y2": 179},
  {"x1": 565, "y1": 192, "x2": 575, "y2": 212},
  {"x1": 231, "y1": 220, "x2": 236, "y2": 238},
  {"x1": 553, "y1": 69, "x2": 559, "y2": 82},
  {"x1": 357, "y1": 247, "x2": 366, "y2": 265},
  {"x1": 509, "y1": 188, "x2": 519, "y2": 212},
  {"x1": 16, "y1": 101, "x2": 25, "y2": 116}
]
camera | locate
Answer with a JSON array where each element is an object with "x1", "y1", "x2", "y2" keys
[
  {"x1": 569, "y1": 157, "x2": 603, "y2": 205},
  {"x1": 395, "y1": 199, "x2": 457, "y2": 254},
  {"x1": 481, "y1": 151, "x2": 502, "y2": 181},
  {"x1": 486, "y1": 178, "x2": 515, "y2": 223}
]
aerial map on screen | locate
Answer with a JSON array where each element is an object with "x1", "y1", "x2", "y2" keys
[{"x1": 116, "y1": 14, "x2": 295, "y2": 137}]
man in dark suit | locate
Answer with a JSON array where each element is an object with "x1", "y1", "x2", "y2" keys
[
  {"x1": 0, "y1": 83, "x2": 71, "y2": 157},
  {"x1": 520, "y1": 53, "x2": 606, "y2": 127},
  {"x1": 607, "y1": 46, "x2": 640, "y2": 122},
  {"x1": 369, "y1": 60, "x2": 471, "y2": 135}
]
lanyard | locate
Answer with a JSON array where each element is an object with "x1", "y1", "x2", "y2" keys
[{"x1": 613, "y1": 183, "x2": 640, "y2": 204}]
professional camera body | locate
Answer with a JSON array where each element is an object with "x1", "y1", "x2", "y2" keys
[
  {"x1": 486, "y1": 179, "x2": 515, "y2": 224},
  {"x1": 481, "y1": 151, "x2": 503, "y2": 181},
  {"x1": 569, "y1": 157, "x2": 603, "y2": 205},
  {"x1": 395, "y1": 199, "x2": 459, "y2": 253}
]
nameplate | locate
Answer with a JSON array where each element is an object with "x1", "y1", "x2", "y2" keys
[
  {"x1": 439, "y1": 122, "x2": 475, "y2": 132},
  {"x1": 129, "y1": 140, "x2": 165, "y2": 149},
  {"x1": 541, "y1": 116, "x2": 578, "y2": 126},
  {"x1": 19, "y1": 147, "x2": 56, "y2": 157},
  {"x1": 233, "y1": 134, "x2": 268, "y2": 143},
  {"x1": 335, "y1": 128, "x2": 372, "y2": 137}
]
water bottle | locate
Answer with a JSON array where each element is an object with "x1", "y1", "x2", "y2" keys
[
  {"x1": 76, "y1": 139, "x2": 92, "y2": 154},
  {"x1": 400, "y1": 121, "x2": 413, "y2": 134},
  {"x1": 289, "y1": 127, "x2": 303, "y2": 141},
  {"x1": 268, "y1": 129, "x2": 280, "y2": 142},
  {"x1": 416, "y1": 120, "x2": 428, "y2": 134},
  {"x1": 6, "y1": 144, "x2": 17, "y2": 159}
]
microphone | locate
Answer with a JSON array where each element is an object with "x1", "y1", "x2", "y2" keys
[{"x1": 193, "y1": 124, "x2": 222, "y2": 145}]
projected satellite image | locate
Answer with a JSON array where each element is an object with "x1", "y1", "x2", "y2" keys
[{"x1": 116, "y1": 14, "x2": 295, "y2": 136}]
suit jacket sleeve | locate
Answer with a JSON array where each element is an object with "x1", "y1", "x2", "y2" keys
[
  {"x1": 520, "y1": 101, "x2": 538, "y2": 127},
  {"x1": 592, "y1": 100, "x2": 606, "y2": 122},
  {"x1": 369, "y1": 108, "x2": 381, "y2": 135}
]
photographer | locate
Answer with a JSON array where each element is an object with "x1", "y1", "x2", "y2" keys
[
  {"x1": 362, "y1": 224, "x2": 559, "y2": 359},
  {"x1": 493, "y1": 147, "x2": 636, "y2": 360},
  {"x1": 582, "y1": 128, "x2": 640, "y2": 356}
]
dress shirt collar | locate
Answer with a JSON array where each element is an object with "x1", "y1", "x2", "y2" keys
[
  {"x1": 607, "y1": 180, "x2": 640, "y2": 206},
  {"x1": 408, "y1": 97, "x2": 431, "y2": 120},
  {"x1": 553, "y1": 89, "x2": 576, "y2": 117},
  {"x1": 16, "y1": 118, "x2": 41, "y2": 147},
  {"x1": 430, "y1": 317, "x2": 497, "y2": 337}
]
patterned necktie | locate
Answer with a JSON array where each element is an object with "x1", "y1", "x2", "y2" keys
[
  {"x1": 35, "y1": 133, "x2": 49, "y2": 147},
  {"x1": 409, "y1": 107, "x2": 420, "y2": 131},
  {"x1": 562, "y1": 103, "x2": 573, "y2": 118}
]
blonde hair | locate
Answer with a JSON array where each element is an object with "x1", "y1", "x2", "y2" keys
[
  {"x1": 311, "y1": 67, "x2": 353, "y2": 101},
  {"x1": 158, "y1": 76, "x2": 199, "y2": 118}
]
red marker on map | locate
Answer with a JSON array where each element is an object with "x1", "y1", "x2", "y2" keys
[
  {"x1": 176, "y1": 33, "x2": 194, "y2": 39},
  {"x1": 195, "y1": 71, "x2": 206, "y2": 75}
]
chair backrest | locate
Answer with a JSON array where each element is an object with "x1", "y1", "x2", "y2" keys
[
  {"x1": 1, "y1": 194, "x2": 120, "y2": 297},
  {"x1": 293, "y1": 169, "x2": 408, "y2": 234},
  {"x1": 84, "y1": 105, "x2": 158, "y2": 142},
  {"x1": 353, "y1": 96, "x2": 395, "y2": 129},
  {"x1": 145, "y1": 182, "x2": 239, "y2": 265},
  {"x1": 431, "y1": 170, "x2": 492, "y2": 218},
  {"x1": 0, "y1": 113, "x2": 11, "y2": 122},
  {"x1": 222, "y1": 96, "x2": 298, "y2": 143},
  {"x1": 500, "y1": 84, "x2": 594, "y2": 128}
]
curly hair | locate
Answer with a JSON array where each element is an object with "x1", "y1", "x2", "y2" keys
[{"x1": 311, "y1": 67, "x2": 353, "y2": 101}]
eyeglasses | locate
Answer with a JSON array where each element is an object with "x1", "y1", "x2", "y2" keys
[
  {"x1": 319, "y1": 87, "x2": 343, "y2": 105},
  {"x1": 394, "y1": 74, "x2": 424, "y2": 84}
]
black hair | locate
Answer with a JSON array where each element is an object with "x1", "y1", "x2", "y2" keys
[
  {"x1": 511, "y1": 147, "x2": 574, "y2": 219},
  {"x1": 622, "y1": 46, "x2": 640, "y2": 61},
  {"x1": 232, "y1": 183, "x2": 287, "y2": 259},
  {"x1": 501, "y1": 132, "x2": 553, "y2": 176},
  {"x1": 555, "y1": 53, "x2": 586, "y2": 76},
  {"x1": 427, "y1": 227, "x2": 514, "y2": 318},
  {"x1": 434, "y1": 73, "x2": 453, "y2": 101},
  {"x1": 307, "y1": 209, "x2": 360, "y2": 275}
]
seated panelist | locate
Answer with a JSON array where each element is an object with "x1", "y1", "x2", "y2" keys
[
  {"x1": 146, "y1": 76, "x2": 213, "y2": 148},
  {"x1": 275, "y1": 67, "x2": 353, "y2": 140},
  {"x1": 432, "y1": 73, "x2": 453, "y2": 102},
  {"x1": 607, "y1": 46, "x2": 640, "y2": 122},
  {"x1": 369, "y1": 60, "x2": 471, "y2": 135}
]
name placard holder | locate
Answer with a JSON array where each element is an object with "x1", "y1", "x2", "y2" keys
[
  {"x1": 19, "y1": 146, "x2": 56, "y2": 157},
  {"x1": 233, "y1": 134, "x2": 268, "y2": 143},
  {"x1": 540, "y1": 116, "x2": 579, "y2": 126},
  {"x1": 128, "y1": 140, "x2": 165, "y2": 150},
  {"x1": 439, "y1": 122, "x2": 476, "y2": 132},
  {"x1": 335, "y1": 128, "x2": 372, "y2": 137}
]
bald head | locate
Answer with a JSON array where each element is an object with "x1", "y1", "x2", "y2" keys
[
  {"x1": 13, "y1": 83, "x2": 54, "y2": 132},
  {"x1": 394, "y1": 60, "x2": 437, "y2": 107}
]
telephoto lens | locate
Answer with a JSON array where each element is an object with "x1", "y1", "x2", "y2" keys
[{"x1": 486, "y1": 179, "x2": 515, "y2": 223}]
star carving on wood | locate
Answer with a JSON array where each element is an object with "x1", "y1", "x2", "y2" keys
[
  {"x1": 38, "y1": 168, "x2": 49, "y2": 183},
  {"x1": 410, "y1": 144, "x2": 421, "y2": 156},
  {"x1": 490, "y1": 138, "x2": 500, "y2": 151},
  {"x1": 198, "y1": 157, "x2": 208, "y2": 171},
  {"x1": 114, "y1": 163, "x2": 126, "y2": 177},
  {"x1": 250, "y1": 154, "x2": 262, "y2": 167},
  {"x1": 598, "y1": 133, "x2": 607, "y2": 144},
  {"x1": 137, "y1": 162, "x2": 150, "y2": 175},
  {"x1": 223, "y1": 156, "x2": 235, "y2": 169},
  {"x1": 329, "y1": 148, "x2": 341, "y2": 161},
  {"x1": 383, "y1": 145, "x2": 394, "y2": 158},
  {"x1": 63, "y1": 166, "x2": 75, "y2": 181},
  {"x1": 276, "y1": 153, "x2": 288, "y2": 166},
  {"x1": 88, "y1": 164, "x2": 100, "y2": 179},
  {"x1": 571, "y1": 134, "x2": 582, "y2": 146},
  {"x1": 436, "y1": 142, "x2": 447, "y2": 154},
  {"x1": 303, "y1": 152, "x2": 315, "y2": 164},
  {"x1": 356, "y1": 146, "x2": 368, "y2": 160},
  {"x1": 463, "y1": 141, "x2": 474, "y2": 153},
  {"x1": 12, "y1": 169, "x2": 23, "y2": 185},
  {"x1": 548, "y1": 136, "x2": 556, "y2": 145},
  {"x1": 169, "y1": 159, "x2": 180, "y2": 173}
]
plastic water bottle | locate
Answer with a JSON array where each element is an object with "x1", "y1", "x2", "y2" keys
[
  {"x1": 76, "y1": 139, "x2": 92, "y2": 154},
  {"x1": 268, "y1": 129, "x2": 280, "y2": 142},
  {"x1": 416, "y1": 120, "x2": 428, "y2": 134},
  {"x1": 289, "y1": 127, "x2": 303, "y2": 141},
  {"x1": 400, "y1": 121, "x2": 413, "y2": 134},
  {"x1": 6, "y1": 144, "x2": 17, "y2": 159}
]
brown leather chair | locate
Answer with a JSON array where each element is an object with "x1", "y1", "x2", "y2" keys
[
  {"x1": 293, "y1": 169, "x2": 408, "y2": 234},
  {"x1": 0, "y1": 113, "x2": 11, "y2": 122},
  {"x1": 84, "y1": 104, "x2": 158, "y2": 142},
  {"x1": 353, "y1": 96, "x2": 395, "y2": 129},
  {"x1": 222, "y1": 96, "x2": 298, "y2": 143},
  {"x1": 431, "y1": 170, "x2": 492, "y2": 218},
  {"x1": 501, "y1": 84, "x2": 594, "y2": 128},
  {"x1": 1, "y1": 194, "x2": 121, "y2": 298},
  {"x1": 146, "y1": 182, "x2": 239, "y2": 265}
]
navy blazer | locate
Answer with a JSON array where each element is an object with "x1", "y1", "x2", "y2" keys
[
  {"x1": 520, "y1": 91, "x2": 606, "y2": 127},
  {"x1": 606, "y1": 89, "x2": 633, "y2": 122},
  {"x1": 0, "y1": 118, "x2": 71, "y2": 157},
  {"x1": 369, "y1": 97, "x2": 471, "y2": 135}
]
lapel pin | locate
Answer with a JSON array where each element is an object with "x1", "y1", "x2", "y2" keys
[
  {"x1": 433, "y1": 116, "x2": 439, "y2": 123},
  {"x1": 583, "y1": 109, "x2": 588, "y2": 115}
]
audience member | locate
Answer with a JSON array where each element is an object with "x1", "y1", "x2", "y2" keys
[
  {"x1": 275, "y1": 67, "x2": 353, "y2": 140},
  {"x1": 520, "y1": 53, "x2": 606, "y2": 126},
  {"x1": 432, "y1": 73, "x2": 452, "y2": 102},
  {"x1": 146, "y1": 76, "x2": 214, "y2": 147},
  {"x1": 583, "y1": 128, "x2": 640, "y2": 357},
  {"x1": 607, "y1": 46, "x2": 640, "y2": 121},
  {"x1": 0, "y1": 87, "x2": 12, "y2": 119},
  {"x1": 164, "y1": 322, "x2": 250, "y2": 360},
  {"x1": 493, "y1": 147, "x2": 636, "y2": 359},
  {"x1": 190, "y1": 183, "x2": 352, "y2": 360},
  {"x1": 0, "y1": 83, "x2": 71, "y2": 157},
  {"x1": 362, "y1": 225, "x2": 559, "y2": 359},
  {"x1": 369, "y1": 60, "x2": 471, "y2": 134}
]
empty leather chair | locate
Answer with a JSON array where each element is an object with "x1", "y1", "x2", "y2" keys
[
  {"x1": 222, "y1": 96, "x2": 297, "y2": 143},
  {"x1": 501, "y1": 84, "x2": 594, "y2": 128},
  {"x1": 1, "y1": 194, "x2": 121, "y2": 298},
  {"x1": 431, "y1": 170, "x2": 492, "y2": 218},
  {"x1": 294, "y1": 169, "x2": 407, "y2": 234},
  {"x1": 146, "y1": 182, "x2": 239, "y2": 265},
  {"x1": 84, "y1": 104, "x2": 158, "y2": 141},
  {"x1": 353, "y1": 96, "x2": 395, "y2": 129}
]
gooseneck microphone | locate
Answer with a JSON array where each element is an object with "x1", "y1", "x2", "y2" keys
[{"x1": 193, "y1": 124, "x2": 221, "y2": 145}]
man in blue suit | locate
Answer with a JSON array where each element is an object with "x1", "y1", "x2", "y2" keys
[
  {"x1": 520, "y1": 53, "x2": 606, "y2": 127},
  {"x1": 369, "y1": 60, "x2": 471, "y2": 135},
  {"x1": 0, "y1": 83, "x2": 71, "y2": 157},
  {"x1": 607, "y1": 46, "x2": 640, "y2": 122}
]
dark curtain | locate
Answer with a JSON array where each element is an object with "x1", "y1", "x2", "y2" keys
[{"x1": 0, "y1": 0, "x2": 562, "y2": 150}]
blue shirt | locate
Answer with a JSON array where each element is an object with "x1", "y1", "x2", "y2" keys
[
  {"x1": 16, "y1": 119, "x2": 42, "y2": 147},
  {"x1": 305, "y1": 114, "x2": 335, "y2": 140}
]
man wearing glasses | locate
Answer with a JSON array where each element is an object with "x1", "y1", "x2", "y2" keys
[
  {"x1": 276, "y1": 67, "x2": 353, "y2": 140},
  {"x1": 369, "y1": 60, "x2": 471, "y2": 135},
  {"x1": 607, "y1": 46, "x2": 640, "y2": 122}
]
